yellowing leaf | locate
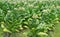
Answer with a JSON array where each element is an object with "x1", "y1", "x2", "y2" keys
[
  {"x1": 1, "y1": 24, "x2": 5, "y2": 28},
  {"x1": 16, "y1": 29, "x2": 19, "y2": 32},
  {"x1": 24, "y1": 26, "x2": 29, "y2": 29},
  {"x1": 24, "y1": 22, "x2": 28, "y2": 25},
  {"x1": 32, "y1": 13, "x2": 38, "y2": 18},
  {"x1": 3, "y1": 28, "x2": 10, "y2": 32},
  {"x1": 38, "y1": 32, "x2": 48, "y2": 36}
]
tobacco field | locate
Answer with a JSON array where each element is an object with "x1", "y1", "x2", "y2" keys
[{"x1": 0, "y1": 0, "x2": 60, "y2": 37}]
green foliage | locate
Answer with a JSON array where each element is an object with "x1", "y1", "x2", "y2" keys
[{"x1": 0, "y1": 1, "x2": 60, "y2": 37}]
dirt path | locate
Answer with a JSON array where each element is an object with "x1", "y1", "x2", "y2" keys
[{"x1": 54, "y1": 23, "x2": 60, "y2": 37}]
